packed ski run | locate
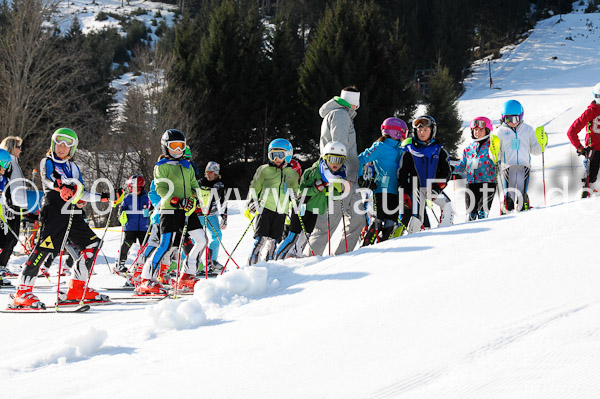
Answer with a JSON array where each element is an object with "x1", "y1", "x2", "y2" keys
[{"x1": 2, "y1": 7, "x2": 600, "y2": 399}]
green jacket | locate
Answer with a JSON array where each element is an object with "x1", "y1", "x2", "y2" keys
[
  {"x1": 249, "y1": 162, "x2": 299, "y2": 214},
  {"x1": 154, "y1": 158, "x2": 200, "y2": 210},
  {"x1": 299, "y1": 160, "x2": 344, "y2": 215}
]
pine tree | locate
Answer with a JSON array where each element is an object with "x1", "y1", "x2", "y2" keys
[
  {"x1": 426, "y1": 63, "x2": 463, "y2": 157},
  {"x1": 188, "y1": 0, "x2": 267, "y2": 165},
  {"x1": 299, "y1": 0, "x2": 416, "y2": 153},
  {"x1": 265, "y1": 13, "x2": 306, "y2": 156}
]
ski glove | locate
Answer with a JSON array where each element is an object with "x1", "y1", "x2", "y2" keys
[
  {"x1": 577, "y1": 146, "x2": 593, "y2": 157},
  {"x1": 358, "y1": 176, "x2": 377, "y2": 191},
  {"x1": 179, "y1": 197, "x2": 197, "y2": 212},
  {"x1": 315, "y1": 180, "x2": 325, "y2": 192},
  {"x1": 59, "y1": 185, "x2": 76, "y2": 202},
  {"x1": 247, "y1": 200, "x2": 258, "y2": 214},
  {"x1": 100, "y1": 192, "x2": 111, "y2": 203},
  {"x1": 220, "y1": 214, "x2": 228, "y2": 230}
]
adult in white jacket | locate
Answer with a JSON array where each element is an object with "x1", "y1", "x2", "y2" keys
[
  {"x1": 307, "y1": 86, "x2": 364, "y2": 255},
  {"x1": 492, "y1": 100, "x2": 543, "y2": 212}
]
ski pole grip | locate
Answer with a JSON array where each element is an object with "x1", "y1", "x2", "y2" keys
[{"x1": 535, "y1": 126, "x2": 547, "y2": 152}]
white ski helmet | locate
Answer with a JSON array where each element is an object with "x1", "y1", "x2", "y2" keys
[
  {"x1": 321, "y1": 141, "x2": 347, "y2": 157},
  {"x1": 593, "y1": 82, "x2": 600, "y2": 100}
]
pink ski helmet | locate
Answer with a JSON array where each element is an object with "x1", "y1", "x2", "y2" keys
[
  {"x1": 469, "y1": 116, "x2": 493, "y2": 140},
  {"x1": 381, "y1": 117, "x2": 409, "y2": 140}
]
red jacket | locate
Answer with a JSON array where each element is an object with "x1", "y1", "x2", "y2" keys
[{"x1": 567, "y1": 101, "x2": 600, "y2": 150}]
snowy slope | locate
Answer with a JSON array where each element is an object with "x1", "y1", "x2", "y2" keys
[{"x1": 3, "y1": 10, "x2": 600, "y2": 399}]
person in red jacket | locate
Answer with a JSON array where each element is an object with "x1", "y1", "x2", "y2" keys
[{"x1": 567, "y1": 82, "x2": 600, "y2": 198}]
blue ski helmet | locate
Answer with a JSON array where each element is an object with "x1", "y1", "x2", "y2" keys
[
  {"x1": 268, "y1": 138, "x2": 293, "y2": 164},
  {"x1": 0, "y1": 149, "x2": 12, "y2": 171},
  {"x1": 501, "y1": 100, "x2": 524, "y2": 125}
]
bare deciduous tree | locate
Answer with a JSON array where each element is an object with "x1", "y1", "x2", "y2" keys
[{"x1": 0, "y1": 0, "x2": 106, "y2": 175}]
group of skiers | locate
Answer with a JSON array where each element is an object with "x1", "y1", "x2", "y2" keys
[{"x1": 1, "y1": 82, "x2": 599, "y2": 310}]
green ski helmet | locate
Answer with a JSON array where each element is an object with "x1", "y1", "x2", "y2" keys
[{"x1": 51, "y1": 128, "x2": 78, "y2": 163}]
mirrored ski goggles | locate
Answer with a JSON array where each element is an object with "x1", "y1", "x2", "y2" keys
[
  {"x1": 168, "y1": 141, "x2": 186, "y2": 151},
  {"x1": 412, "y1": 118, "x2": 433, "y2": 128},
  {"x1": 503, "y1": 115, "x2": 521, "y2": 125},
  {"x1": 470, "y1": 119, "x2": 487, "y2": 129},
  {"x1": 268, "y1": 150, "x2": 286, "y2": 161},
  {"x1": 323, "y1": 154, "x2": 346, "y2": 166},
  {"x1": 53, "y1": 135, "x2": 76, "y2": 147},
  {"x1": 0, "y1": 159, "x2": 11, "y2": 170}
]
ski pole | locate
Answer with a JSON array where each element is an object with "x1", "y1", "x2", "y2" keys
[
  {"x1": 326, "y1": 199, "x2": 331, "y2": 256},
  {"x1": 203, "y1": 213, "x2": 240, "y2": 270},
  {"x1": 221, "y1": 212, "x2": 256, "y2": 273},
  {"x1": 296, "y1": 211, "x2": 316, "y2": 257},
  {"x1": 173, "y1": 199, "x2": 196, "y2": 299},
  {"x1": 80, "y1": 191, "x2": 124, "y2": 305},
  {"x1": 55, "y1": 200, "x2": 79, "y2": 310},
  {"x1": 339, "y1": 198, "x2": 348, "y2": 253},
  {"x1": 535, "y1": 126, "x2": 548, "y2": 206},
  {"x1": 489, "y1": 135, "x2": 504, "y2": 214},
  {"x1": 1, "y1": 217, "x2": 31, "y2": 255}
]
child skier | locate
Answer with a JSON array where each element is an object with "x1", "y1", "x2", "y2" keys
[
  {"x1": 358, "y1": 117, "x2": 408, "y2": 245},
  {"x1": 198, "y1": 161, "x2": 228, "y2": 272},
  {"x1": 136, "y1": 129, "x2": 207, "y2": 294},
  {"x1": 9, "y1": 128, "x2": 112, "y2": 310},
  {"x1": 566, "y1": 82, "x2": 600, "y2": 197},
  {"x1": 397, "y1": 115, "x2": 453, "y2": 234},
  {"x1": 276, "y1": 142, "x2": 348, "y2": 259},
  {"x1": 115, "y1": 175, "x2": 150, "y2": 274},
  {"x1": 454, "y1": 117, "x2": 497, "y2": 220},
  {"x1": 247, "y1": 138, "x2": 299, "y2": 265},
  {"x1": 493, "y1": 100, "x2": 544, "y2": 211}
]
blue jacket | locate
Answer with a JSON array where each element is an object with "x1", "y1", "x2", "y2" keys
[
  {"x1": 119, "y1": 191, "x2": 151, "y2": 232},
  {"x1": 358, "y1": 138, "x2": 403, "y2": 194}
]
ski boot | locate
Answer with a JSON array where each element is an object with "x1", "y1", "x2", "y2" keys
[
  {"x1": 176, "y1": 273, "x2": 200, "y2": 293},
  {"x1": 59, "y1": 279, "x2": 110, "y2": 305},
  {"x1": 113, "y1": 262, "x2": 128, "y2": 276},
  {"x1": 135, "y1": 279, "x2": 167, "y2": 295},
  {"x1": 0, "y1": 265, "x2": 18, "y2": 278},
  {"x1": 8, "y1": 285, "x2": 45, "y2": 310},
  {"x1": 157, "y1": 262, "x2": 172, "y2": 285}
]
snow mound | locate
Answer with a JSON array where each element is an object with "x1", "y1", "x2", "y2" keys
[
  {"x1": 20, "y1": 327, "x2": 108, "y2": 371},
  {"x1": 193, "y1": 265, "x2": 279, "y2": 308},
  {"x1": 146, "y1": 297, "x2": 207, "y2": 331}
]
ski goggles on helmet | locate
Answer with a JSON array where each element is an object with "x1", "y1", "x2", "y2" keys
[
  {"x1": 503, "y1": 115, "x2": 522, "y2": 125},
  {"x1": 0, "y1": 159, "x2": 10, "y2": 170},
  {"x1": 268, "y1": 149, "x2": 286, "y2": 161},
  {"x1": 167, "y1": 141, "x2": 186, "y2": 151},
  {"x1": 412, "y1": 118, "x2": 433, "y2": 128},
  {"x1": 53, "y1": 134, "x2": 77, "y2": 147},
  {"x1": 323, "y1": 154, "x2": 346, "y2": 166},
  {"x1": 470, "y1": 119, "x2": 487, "y2": 129}
]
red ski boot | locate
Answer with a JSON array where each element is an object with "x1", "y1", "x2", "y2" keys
[
  {"x1": 59, "y1": 279, "x2": 110, "y2": 305},
  {"x1": 176, "y1": 273, "x2": 200, "y2": 293},
  {"x1": 8, "y1": 285, "x2": 46, "y2": 310},
  {"x1": 135, "y1": 279, "x2": 167, "y2": 296}
]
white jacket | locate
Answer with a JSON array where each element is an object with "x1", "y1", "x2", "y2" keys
[
  {"x1": 493, "y1": 122, "x2": 542, "y2": 168},
  {"x1": 7, "y1": 154, "x2": 28, "y2": 208}
]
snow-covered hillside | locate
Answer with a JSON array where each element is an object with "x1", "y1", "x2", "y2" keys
[{"x1": 3, "y1": 10, "x2": 600, "y2": 399}]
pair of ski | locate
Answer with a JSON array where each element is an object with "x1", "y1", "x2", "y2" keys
[{"x1": 1, "y1": 292, "x2": 169, "y2": 314}]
